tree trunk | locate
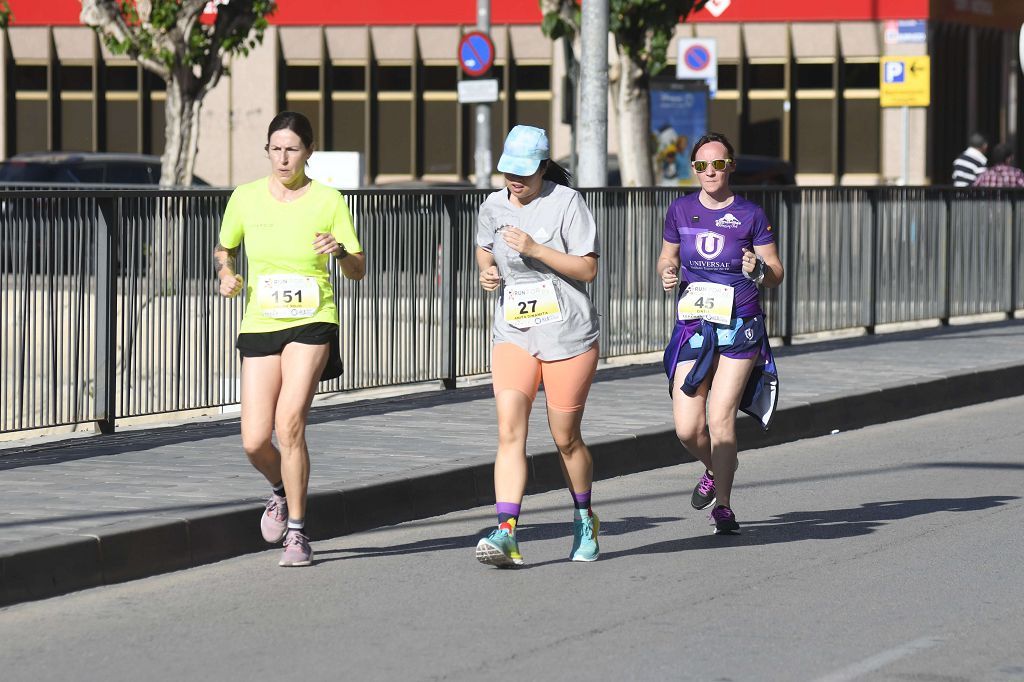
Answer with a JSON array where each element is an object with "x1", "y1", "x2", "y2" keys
[
  {"x1": 612, "y1": 44, "x2": 654, "y2": 187},
  {"x1": 160, "y1": 76, "x2": 204, "y2": 187}
]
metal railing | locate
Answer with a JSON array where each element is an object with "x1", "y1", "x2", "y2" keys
[{"x1": 2, "y1": 185, "x2": 1022, "y2": 434}]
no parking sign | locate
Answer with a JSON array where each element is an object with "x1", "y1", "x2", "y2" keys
[{"x1": 675, "y1": 38, "x2": 718, "y2": 96}]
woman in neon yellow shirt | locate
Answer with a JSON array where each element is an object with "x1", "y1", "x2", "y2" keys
[{"x1": 214, "y1": 111, "x2": 365, "y2": 567}]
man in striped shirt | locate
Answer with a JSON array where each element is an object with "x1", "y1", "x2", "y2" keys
[{"x1": 952, "y1": 132, "x2": 988, "y2": 187}]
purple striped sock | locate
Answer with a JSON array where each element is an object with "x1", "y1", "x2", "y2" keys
[
  {"x1": 572, "y1": 490, "x2": 592, "y2": 511},
  {"x1": 496, "y1": 502, "x2": 521, "y2": 526}
]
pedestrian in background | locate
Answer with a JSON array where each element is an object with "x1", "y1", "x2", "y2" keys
[
  {"x1": 474, "y1": 125, "x2": 602, "y2": 567},
  {"x1": 972, "y1": 142, "x2": 1024, "y2": 188},
  {"x1": 214, "y1": 111, "x2": 365, "y2": 567},
  {"x1": 657, "y1": 132, "x2": 783, "y2": 535},
  {"x1": 952, "y1": 132, "x2": 989, "y2": 187}
]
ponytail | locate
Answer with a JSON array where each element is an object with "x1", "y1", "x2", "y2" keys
[{"x1": 542, "y1": 159, "x2": 572, "y2": 187}]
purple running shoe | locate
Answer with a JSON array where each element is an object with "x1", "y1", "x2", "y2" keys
[
  {"x1": 709, "y1": 505, "x2": 740, "y2": 535},
  {"x1": 279, "y1": 529, "x2": 314, "y2": 567},
  {"x1": 261, "y1": 494, "x2": 288, "y2": 543},
  {"x1": 691, "y1": 470, "x2": 716, "y2": 510}
]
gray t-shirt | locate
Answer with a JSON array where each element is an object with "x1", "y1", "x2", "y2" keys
[{"x1": 476, "y1": 181, "x2": 600, "y2": 361}]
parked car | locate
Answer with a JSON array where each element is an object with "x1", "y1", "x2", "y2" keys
[
  {"x1": 0, "y1": 152, "x2": 209, "y2": 186},
  {"x1": 556, "y1": 153, "x2": 795, "y2": 187}
]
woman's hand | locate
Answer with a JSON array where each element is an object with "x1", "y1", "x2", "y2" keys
[
  {"x1": 313, "y1": 232, "x2": 343, "y2": 256},
  {"x1": 661, "y1": 265, "x2": 680, "y2": 291},
  {"x1": 501, "y1": 227, "x2": 538, "y2": 258},
  {"x1": 219, "y1": 273, "x2": 244, "y2": 298},
  {"x1": 741, "y1": 247, "x2": 758, "y2": 276},
  {"x1": 479, "y1": 265, "x2": 501, "y2": 291}
]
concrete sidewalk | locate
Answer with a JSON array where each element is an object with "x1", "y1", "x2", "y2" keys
[{"x1": 2, "y1": 320, "x2": 1024, "y2": 606}]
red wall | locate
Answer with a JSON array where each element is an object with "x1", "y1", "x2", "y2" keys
[{"x1": 4, "y1": 0, "x2": 933, "y2": 27}]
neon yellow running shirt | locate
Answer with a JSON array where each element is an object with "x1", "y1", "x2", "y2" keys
[{"x1": 219, "y1": 178, "x2": 362, "y2": 334}]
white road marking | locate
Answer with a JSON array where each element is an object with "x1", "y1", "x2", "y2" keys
[{"x1": 811, "y1": 637, "x2": 945, "y2": 682}]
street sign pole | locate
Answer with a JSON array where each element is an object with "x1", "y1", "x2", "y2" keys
[
  {"x1": 474, "y1": 0, "x2": 491, "y2": 189},
  {"x1": 902, "y1": 105, "x2": 910, "y2": 186}
]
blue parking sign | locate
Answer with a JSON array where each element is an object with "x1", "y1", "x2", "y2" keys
[{"x1": 884, "y1": 61, "x2": 906, "y2": 84}]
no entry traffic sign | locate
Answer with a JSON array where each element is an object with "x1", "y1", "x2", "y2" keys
[{"x1": 458, "y1": 31, "x2": 495, "y2": 78}]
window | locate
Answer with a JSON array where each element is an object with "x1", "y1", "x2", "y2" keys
[
  {"x1": 796, "y1": 63, "x2": 833, "y2": 90},
  {"x1": 59, "y1": 66, "x2": 92, "y2": 92},
  {"x1": 422, "y1": 65, "x2": 456, "y2": 91},
  {"x1": 422, "y1": 100, "x2": 458, "y2": 174},
  {"x1": 333, "y1": 100, "x2": 366, "y2": 154},
  {"x1": 332, "y1": 66, "x2": 366, "y2": 92},
  {"x1": 106, "y1": 100, "x2": 138, "y2": 153},
  {"x1": 378, "y1": 100, "x2": 412, "y2": 174},
  {"x1": 748, "y1": 63, "x2": 785, "y2": 90},
  {"x1": 842, "y1": 60, "x2": 881, "y2": 176},
  {"x1": 378, "y1": 66, "x2": 411, "y2": 92},
  {"x1": 105, "y1": 66, "x2": 138, "y2": 92},
  {"x1": 285, "y1": 65, "x2": 320, "y2": 92},
  {"x1": 718, "y1": 64, "x2": 739, "y2": 91},
  {"x1": 515, "y1": 65, "x2": 550, "y2": 91}
]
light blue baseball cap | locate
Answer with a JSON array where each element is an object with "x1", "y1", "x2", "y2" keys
[{"x1": 496, "y1": 125, "x2": 549, "y2": 176}]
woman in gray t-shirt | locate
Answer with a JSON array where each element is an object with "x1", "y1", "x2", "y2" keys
[{"x1": 473, "y1": 125, "x2": 602, "y2": 568}]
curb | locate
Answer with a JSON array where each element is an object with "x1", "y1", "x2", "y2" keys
[{"x1": 2, "y1": 362, "x2": 1023, "y2": 607}]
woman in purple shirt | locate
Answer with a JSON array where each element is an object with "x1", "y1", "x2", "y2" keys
[{"x1": 657, "y1": 133, "x2": 785, "y2": 534}]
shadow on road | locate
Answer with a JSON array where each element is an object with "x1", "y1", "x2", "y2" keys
[
  {"x1": 595, "y1": 495, "x2": 1018, "y2": 561},
  {"x1": 313, "y1": 515, "x2": 682, "y2": 564}
]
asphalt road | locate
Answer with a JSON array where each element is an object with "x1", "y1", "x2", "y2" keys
[{"x1": 2, "y1": 396, "x2": 1023, "y2": 682}]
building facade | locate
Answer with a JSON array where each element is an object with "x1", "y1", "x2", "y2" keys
[{"x1": 1, "y1": 0, "x2": 1022, "y2": 186}]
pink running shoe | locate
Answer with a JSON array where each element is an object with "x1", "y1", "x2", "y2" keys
[
  {"x1": 279, "y1": 529, "x2": 314, "y2": 567},
  {"x1": 260, "y1": 494, "x2": 288, "y2": 543}
]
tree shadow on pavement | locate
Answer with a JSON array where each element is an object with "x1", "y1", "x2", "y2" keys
[
  {"x1": 596, "y1": 496, "x2": 1019, "y2": 561},
  {"x1": 312, "y1": 515, "x2": 681, "y2": 564}
]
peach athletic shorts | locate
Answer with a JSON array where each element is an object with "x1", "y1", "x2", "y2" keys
[{"x1": 491, "y1": 342, "x2": 598, "y2": 412}]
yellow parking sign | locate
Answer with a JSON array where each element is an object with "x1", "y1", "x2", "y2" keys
[{"x1": 880, "y1": 56, "x2": 930, "y2": 107}]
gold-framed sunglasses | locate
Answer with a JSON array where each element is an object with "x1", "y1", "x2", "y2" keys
[{"x1": 691, "y1": 158, "x2": 733, "y2": 173}]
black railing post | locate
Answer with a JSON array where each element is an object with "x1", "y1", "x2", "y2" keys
[
  {"x1": 1009, "y1": 192, "x2": 1018, "y2": 317},
  {"x1": 867, "y1": 188, "x2": 879, "y2": 334},
  {"x1": 440, "y1": 193, "x2": 458, "y2": 390},
  {"x1": 782, "y1": 189, "x2": 796, "y2": 345},
  {"x1": 94, "y1": 195, "x2": 119, "y2": 434},
  {"x1": 941, "y1": 191, "x2": 953, "y2": 325}
]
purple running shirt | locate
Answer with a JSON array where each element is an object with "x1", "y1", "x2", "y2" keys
[{"x1": 663, "y1": 192, "x2": 775, "y2": 318}]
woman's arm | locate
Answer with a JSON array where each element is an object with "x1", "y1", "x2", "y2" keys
[
  {"x1": 749, "y1": 241, "x2": 785, "y2": 289},
  {"x1": 656, "y1": 240, "x2": 682, "y2": 291},
  {"x1": 313, "y1": 232, "x2": 365, "y2": 280},
  {"x1": 213, "y1": 243, "x2": 243, "y2": 297},
  {"x1": 335, "y1": 250, "x2": 366, "y2": 281},
  {"x1": 500, "y1": 227, "x2": 598, "y2": 283},
  {"x1": 476, "y1": 247, "x2": 501, "y2": 291}
]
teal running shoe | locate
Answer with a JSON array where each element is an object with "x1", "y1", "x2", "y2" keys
[
  {"x1": 570, "y1": 512, "x2": 600, "y2": 562},
  {"x1": 475, "y1": 524, "x2": 523, "y2": 567}
]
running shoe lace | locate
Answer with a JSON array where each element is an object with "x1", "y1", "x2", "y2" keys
[
  {"x1": 579, "y1": 520, "x2": 594, "y2": 540},
  {"x1": 283, "y1": 531, "x2": 307, "y2": 548},
  {"x1": 698, "y1": 474, "x2": 714, "y2": 496},
  {"x1": 266, "y1": 497, "x2": 285, "y2": 520}
]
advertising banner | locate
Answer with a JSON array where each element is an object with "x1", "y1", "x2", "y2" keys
[{"x1": 650, "y1": 82, "x2": 708, "y2": 187}]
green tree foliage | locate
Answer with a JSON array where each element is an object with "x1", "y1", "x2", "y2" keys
[
  {"x1": 81, "y1": 0, "x2": 276, "y2": 184},
  {"x1": 542, "y1": 0, "x2": 707, "y2": 79}
]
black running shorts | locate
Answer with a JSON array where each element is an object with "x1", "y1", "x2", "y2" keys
[{"x1": 236, "y1": 322, "x2": 342, "y2": 382}]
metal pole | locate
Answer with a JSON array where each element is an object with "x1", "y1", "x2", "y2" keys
[
  {"x1": 474, "y1": 0, "x2": 492, "y2": 189},
  {"x1": 902, "y1": 106, "x2": 910, "y2": 186},
  {"x1": 577, "y1": 0, "x2": 608, "y2": 188}
]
